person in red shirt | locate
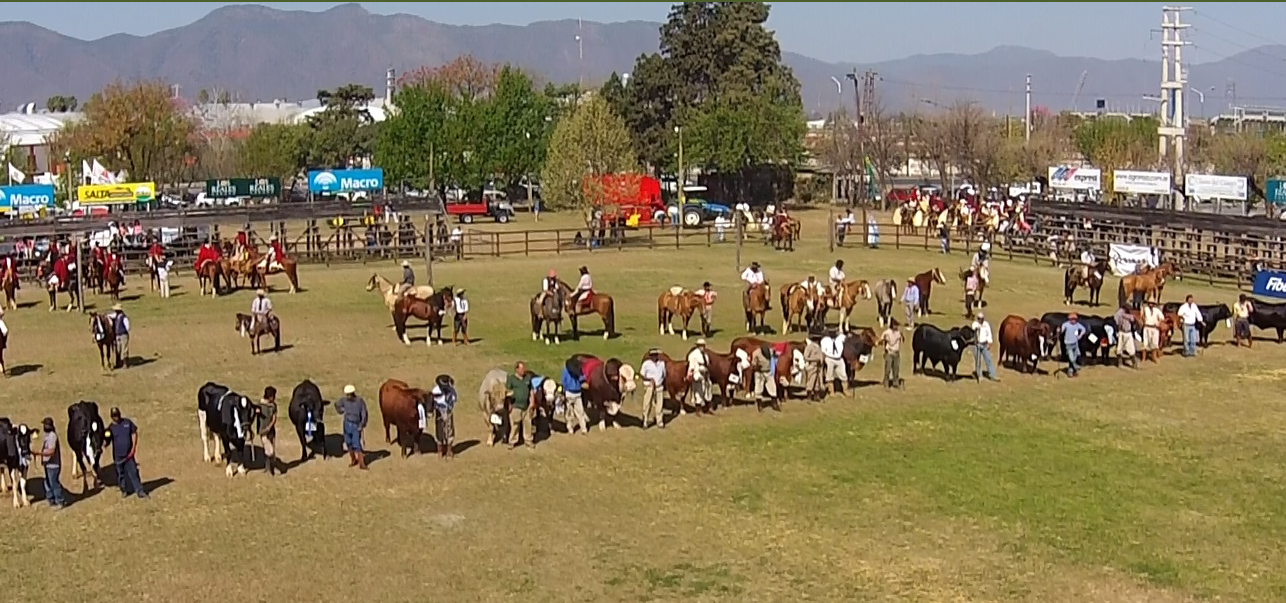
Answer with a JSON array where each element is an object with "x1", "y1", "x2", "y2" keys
[
  {"x1": 91, "y1": 242, "x2": 105, "y2": 276},
  {"x1": 266, "y1": 235, "x2": 286, "y2": 269},
  {"x1": 105, "y1": 248, "x2": 124, "y2": 286},
  {"x1": 194, "y1": 239, "x2": 215, "y2": 273},
  {"x1": 148, "y1": 239, "x2": 164, "y2": 264},
  {"x1": 234, "y1": 231, "x2": 248, "y2": 257}
]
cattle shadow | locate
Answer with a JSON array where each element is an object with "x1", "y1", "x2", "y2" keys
[
  {"x1": 361, "y1": 450, "x2": 392, "y2": 465},
  {"x1": 17, "y1": 301, "x2": 40, "y2": 309},
  {"x1": 912, "y1": 366, "x2": 965, "y2": 382},
  {"x1": 119, "y1": 294, "x2": 143, "y2": 302},
  {"x1": 8, "y1": 363, "x2": 42, "y2": 377}
]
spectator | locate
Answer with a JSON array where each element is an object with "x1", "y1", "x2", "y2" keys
[
  {"x1": 900, "y1": 277, "x2": 920, "y2": 329},
  {"x1": 1059, "y1": 313, "x2": 1087, "y2": 377}
]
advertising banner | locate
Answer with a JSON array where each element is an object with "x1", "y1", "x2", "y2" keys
[
  {"x1": 1266, "y1": 179, "x2": 1286, "y2": 205},
  {"x1": 1047, "y1": 166, "x2": 1102, "y2": 191},
  {"x1": 1184, "y1": 174, "x2": 1247, "y2": 201},
  {"x1": 0, "y1": 184, "x2": 56, "y2": 213},
  {"x1": 1108, "y1": 243, "x2": 1158, "y2": 277},
  {"x1": 1252, "y1": 270, "x2": 1286, "y2": 300},
  {"x1": 307, "y1": 168, "x2": 384, "y2": 193},
  {"x1": 1112, "y1": 170, "x2": 1171, "y2": 196},
  {"x1": 205, "y1": 177, "x2": 282, "y2": 199},
  {"x1": 76, "y1": 182, "x2": 156, "y2": 205}
]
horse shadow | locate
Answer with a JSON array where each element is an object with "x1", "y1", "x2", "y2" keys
[
  {"x1": 258, "y1": 344, "x2": 294, "y2": 354},
  {"x1": 119, "y1": 294, "x2": 143, "y2": 302},
  {"x1": 7, "y1": 363, "x2": 42, "y2": 377},
  {"x1": 124, "y1": 356, "x2": 159, "y2": 368},
  {"x1": 16, "y1": 301, "x2": 39, "y2": 309}
]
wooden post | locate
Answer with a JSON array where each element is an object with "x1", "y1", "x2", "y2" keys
[
  {"x1": 828, "y1": 208, "x2": 835, "y2": 253},
  {"x1": 423, "y1": 214, "x2": 434, "y2": 286},
  {"x1": 861, "y1": 207, "x2": 869, "y2": 247},
  {"x1": 735, "y1": 212, "x2": 744, "y2": 273}
]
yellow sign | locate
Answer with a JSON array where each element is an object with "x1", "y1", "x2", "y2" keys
[{"x1": 76, "y1": 182, "x2": 156, "y2": 205}]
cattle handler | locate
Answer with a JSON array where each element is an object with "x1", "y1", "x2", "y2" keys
[
  {"x1": 431, "y1": 374, "x2": 457, "y2": 459},
  {"x1": 879, "y1": 319, "x2": 904, "y2": 389},
  {"x1": 336, "y1": 385, "x2": 369, "y2": 470},
  {"x1": 1141, "y1": 299, "x2": 1165, "y2": 362},
  {"x1": 257, "y1": 386, "x2": 282, "y2": 476}
]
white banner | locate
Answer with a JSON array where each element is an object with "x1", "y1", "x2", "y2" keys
[
  {"x1": 1108, "y1": 243, "x2": 1158, "y2": 277},
  {"x1": 1185, "y1": 174, "x2": 1247, "y2": 201},
  {"x1": 1048, "y1": 166, "x2": 1102, "y2": 191},
  {"x1": 1112, "y1": 170, "x2": 1171, "y2": 196}
]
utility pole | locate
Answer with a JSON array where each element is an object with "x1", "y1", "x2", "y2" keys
[
  {"x1": 846, "y1": 71, "x2": 861, "y2": 203},
  {"x1": 1159, "y1": 6, "x2": 1191, "y2": 209},
  {"x1": 847, "y1": 70, "x2": 877, "y2": 204},
  {"x1": 1024, "y1": 74, "x2": 1032, "y2": 143}
]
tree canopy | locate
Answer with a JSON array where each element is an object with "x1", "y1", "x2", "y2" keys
[{"x1": 540, "y1": 96, "x2": 638, "y2": 212}]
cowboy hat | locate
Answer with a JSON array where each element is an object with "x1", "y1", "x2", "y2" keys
[
  {"x1": 111, "y1": 303, "x2": 123, "y2": 311},
  {"x1": 270, "y1": 235, "x2": 279, "y2": 241},
  {"x1": 695, "y1": 338, "x2": 707, "y2": 346},
  {"x1": 401, "y1": 260, "x2": 410, "y2": 267},
  {"x1": 647, "y1": 348, "x2": 660, "y2": 355},
  {"x1": 343, "y1": 385, "x2": 356, "y2": 395},
  {"x1": 456, "y1": 288, "x2": 466, "y2": 295}
]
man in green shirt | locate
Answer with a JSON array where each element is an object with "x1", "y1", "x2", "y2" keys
[
  {"x1": 257, "y1": 386, "x2": 282, "y2": 476},
  {"x1": 505, "y1": 361, "x2": 537, "y2": 450}
]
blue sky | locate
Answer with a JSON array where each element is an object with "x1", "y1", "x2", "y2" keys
[{"x1": 4, "y1": 2, "x2": 1281, "y2": 64}]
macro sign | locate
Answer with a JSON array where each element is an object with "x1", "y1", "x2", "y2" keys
[
  {"x1": 1047, "y1": 166, "x2": 1102, "y2": 191},
  {"x1": 1266, "y1": 179, "x2": 1286, "y2": 205},
  {"x1": 77, "y1": 182, "x2": 156, "y2": 205},
  {"x1": 1252, "y1": 270, "x2": 1286, "y2": 300},
  {"x1": 205, "y1": 177, "x2": 282, "y2": 199},
  {"x1": 0, "y1": 184, "x2": 56, "y2": 213},
  {"x1": 307, "y1": 168, "x2": 383, "y2": 194}
]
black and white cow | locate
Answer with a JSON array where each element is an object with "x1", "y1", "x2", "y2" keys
[
  {"x1": 1041, "y1": 312, "x2": 1116, "y2": 365},
  {"x1": 67, "y1": 401, "x2": 108, "y2": 493},
  {"x1": 288, "y1": 380, "x2": 331, "y2": 463},
  {"x1": 0, "y1": 418, "x2": 35, "y2": 507},
  {"x1": 197, "y1": 382, "x2": 255, "y2": 477},
  {"x1": 911, "y1": 324, "x2": 976, "y2": 381}
]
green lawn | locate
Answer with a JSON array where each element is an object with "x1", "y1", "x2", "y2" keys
[{"x1": 0, "y1": 208, "x2": 1281, "y2": 602}]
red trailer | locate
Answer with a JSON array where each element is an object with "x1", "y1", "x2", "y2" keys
[{"x1": 586, "y1": 174, "x2": 664, "y2": 227}]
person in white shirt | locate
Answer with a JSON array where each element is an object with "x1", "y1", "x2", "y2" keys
[
  {"x1": 740, "y1": 262, "x2": 769, "y2": 310},
  {"x1": 250, "y1": 289, "x2": 273, "y2": 332},
  {"x1": 157, "y1": 260, "x2": 172, "y2": 299},
  {"x1": 799, "y1": 275, "x2": 825, "y2": 299},
  {"x1": 970, "y1": 312, "x2": 998, "y2": 381},
  {"x1": 819, "y1": 329, "x2": 848, "y2": 396},
  {"x1": 686, "y1": 338, "x2": 712, "y2": 411},
  {"x1": 1079, "y1": 248, "x2": 1096, "y2": 282},
  {"x1": 0, "y1": 307, "x2": 8, "y2": 377},
  {"x1": 1177, "y1": 294, "x2": 1205, "y2": 358},
  {"x1": 452, "y1": 289, "x2": 470, "y2": 345},
  {"x1": 828, "y1": 260, "x2": 847, "y2": 306},
  {"x1": 571, "y1": 266, "x2": 593, "y2": 311},
  {"x1": 538, "y1": 270, "x2": 560, "y2": 307}
]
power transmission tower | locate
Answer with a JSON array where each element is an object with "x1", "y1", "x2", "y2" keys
[{"x1": 1159, "y1": 6, "x2": 1191, "y2": 209}]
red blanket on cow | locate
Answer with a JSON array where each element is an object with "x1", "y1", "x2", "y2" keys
[
  {"x1": 771, "y1": 342, "x2": 790, "y2": 356},
  {"x1": 580, "y1": 356, "x2": 603, "y2": 379}
]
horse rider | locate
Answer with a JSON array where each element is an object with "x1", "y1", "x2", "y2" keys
[
  {"x1": 234, "y1": 230, "x2": 249, "y2": 258},
  {"x1": 570, "y1": 266, "x2": 593, "y2": 311},
  {"x1": 147, "y1": 237, "x2": 165, "y2": 267},
  {"x1": 2, "y1": 252, "x2": 19, "y2": 291},
  {"x1": 799, "y1": 275, "x2": 825, "y2": 306},
  {"x1": 694, "y1": 281, "x2": 717, "y2": 326},
  {"x1": 105, "y1": 246, "x2": 125, "y2": 286},
  {"x1": 91, "y1": 241, "x2": 106, "y2": 278},
  {"x1": 686, "y1": 338, "x2": 712, "y2": 410},
  {"x1": 263, "y1": 235, "x2": 286, "y2": 271},
  {"x1": 828, "y1": 260, "x2": 846, "y2": 308},
  {"x1": 740, "y1": 261, "x2": 769, "y2": 310},
  {"x1": 537, "y1": 269, "x2": 560, "y2": 306},
  {"x1": 396, "y1": 259, "x2": 415, "y2": 298},
  {"x1": 1079, "y1": 246, "x2": 1097, "y2": 282},
  {"x1": 250, "y1": 288, "x2": 273, "y2": 332}
]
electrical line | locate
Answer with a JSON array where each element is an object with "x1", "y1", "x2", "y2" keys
[{"x1": 1194, "y1": 9, "x2": 1283, "y2": 49}]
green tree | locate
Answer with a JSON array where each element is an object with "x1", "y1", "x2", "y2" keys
[
  {"x1": 239, "y1": 123, "x2": 308, "y2": 183},
  {"x1": 376, "y1": 79, "x2": 451, "y2": 190},
  {"x1": 306, "y1": 84, "x2": 377, "y2": 167},
  {"x1": 1072, "y1": 116, "x2": 1159, "y2": 198},
  {"x1": 621, "y1": 53, "x2": 675, "y2": 172},
  {"x1": 540, "y1": 96, "x2": 638, "y2": 211},
  {"x1": 599, "y1": 73, "x2": 629, "y2": 124},
  {"x1": 45, "y1": 95, "x2": 78, "y2": 113},
  {"x1": 487, "y1": 66, "x2": 554, "y2": 191},
  {"x1": 55, "y1": 80, "x2": 198, "y2": 184}
]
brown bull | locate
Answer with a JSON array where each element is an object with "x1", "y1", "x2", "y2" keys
[
  {"x1": 997, "y1": 314, "x2": 1053, "y2": 374},
  {"x1": 379, "y1": 379, "x2": 430, "y2": 457},
  {"x1": 728, "y1": 337, "x2": 806, "y2": 408}
]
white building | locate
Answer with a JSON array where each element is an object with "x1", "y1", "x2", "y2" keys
[{"x1": 0, "y1": 112, "x2": 82, "y2": 173}]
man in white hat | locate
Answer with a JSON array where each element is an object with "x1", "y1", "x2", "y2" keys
[
  {"x1": 335, "y1": 384, "x2": 368, "y2": 469},
  {"x1": 686, "y1": 338, "x2": 712, "y2": 411},
  {"x1": 110, "y1": 303, "x2": 130, "y2": 368},
  {"x1": 639, "y1": 349, "x2": 667, "y2": 428},
  {"x1": 250, "y1": 288, "x2": 273, "y2": 333}
]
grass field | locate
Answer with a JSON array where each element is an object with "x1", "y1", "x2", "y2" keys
[{"x1": 2, "y1": 208, "x2": 1284, "y2": 603}]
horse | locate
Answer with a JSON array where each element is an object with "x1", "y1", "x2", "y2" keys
[
  {"x1": 235, "y1": 312, "x2": 282, "y2": 355},
  {"x1": 657, "y1": 287, "x2": 708, "y2": 340},
  {"x1": 197, "y1": 259, "x2": 226, "y2": 297},
  {"x1": 1118, "y1": 261, "x2": 1179, "y2": 308},
  {"x1": 872, "y1": 279, "x2": 898, "y2": 327},
  {"x1": 569, "y1": 354, "x2": 637, "y2": 431},
  {"x1": 830, "y1": 280, "x2": 873, "y2": 332},
  {"x1": 1064, "y1": 259, "x2": 1109, "y2": 306},
  {"x1": 769, "y1": 217, "x2": 800, "y2": 251},
  {"x1": 780, "y1": 283, "x2": 824, "y2": 334},
  {"x1": 1, "y1": 269, "x2": 17, "y2": 310},
  {"x1": 145, "y1": 255, "x2": 161, "y2": 292},
  {"x1": 959, "y1": 264, "x2": 989, "y2": 306},
  {"x1": 530, "y1": 289, "x2": 564, "y2": 345},
  {"x1": 247, "y1": 247, "x2": 300, "y2": 294},
  {"x1": 743, "y1": 282, "x2": 771, "y2": 334},
  {"x1": 89, "y1": 312, "x2": 116, "y2": 370},
  {"x1": 366, "y1": 273, "x2": 434, "y2": 311},
  {"x1": 392, "y1": 287, "x2": 454, "y2": 345},
  {"x1": 912, "y1": 268, "x2": 948, "y2": 315},
  {"x1": 39, "y1": 260, "x2": 79, "y2": 312},
  {"x1": 103, "y1": 264, "x2": 122, "y2": 302},
  {"x1": 554, "y1": 280, "x2": 616, "y2": 340}
]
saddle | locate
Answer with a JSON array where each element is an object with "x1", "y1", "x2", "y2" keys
[{"x1": 668, "y1": 286, "x2": 687, "y2": 297}]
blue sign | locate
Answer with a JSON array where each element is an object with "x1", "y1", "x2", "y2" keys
[
  {"x1": 307, "y1": 168, "x2": 384, "y2": 193},
  {"x1": 1252, "y1": 270, "x2": 1286, "y2": 299},
  {"x1": 1266, "y1": 179, "x2": 1286, "y2": 205},
  {"x1": 0, "y1": 184, "x2": 56, "y2": 212}
]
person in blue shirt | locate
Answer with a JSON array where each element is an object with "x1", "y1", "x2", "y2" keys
[
  {"x1": 1059, "y1": 313, "x2": 1088, "y2": 378},
  {"x1": 106, "y1": 407, "x2": 148, "y2": 499},
  {"x1": 900, "y1": 278, "x2": 920, "y2": 328},
  {"x1": 431, "y1": 374, "x2": 457, "y2": 459},
  {"x1": 560, "y1": 359, "x2": 589, "y2": 435}
]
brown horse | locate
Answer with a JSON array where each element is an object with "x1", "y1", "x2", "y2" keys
[
  {"x1": 556, "y1": 280, "x2": 616, "y2": 340},
  {"x1": 769, "y1": 217, "x2": 800, "y2": 251},
  {"x1": 780, "y1": 283, "x2": 823, "y2": 334},
  {"x1": 393, "y1": 287, "x2": 454, "y2": 345},
  {"x1": 197, "y1": 259, "x2": 226, "y2": 297},
  {"x1": 247, "y1": 247, "x2": 300, "y2": 294},
  {"x1": 1063, "y1": 259, "x2": 1109, "y2": 306},
  {"x1": 103, "y1": 264, "x2": 122, "y2": 302},
  {"x1": 1118, "y1": 262, "x2": 1178, "y2": 308},
  {"x1": 830, "y1": 280, "x2": 873, "y2": 332},
  {"x1": 89, "y1": 312, "x2": 116, "y2": 370},
  {"x1": 657, "y1": 287, "x2": 708, "y2": 340},
  {"x1": 912, "y1": 267, "x2": 948, "y2": 315},
  {"x1": 234, "y1": 313, "x2": 281, "y2": 354},
  {"x1": 743, "y1": 282, "x2": 771, "y2": 334},
  {"x1": 2, "y1": 269, "x2": 17, "y2": 310}
]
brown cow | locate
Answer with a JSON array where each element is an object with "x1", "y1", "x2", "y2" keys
[
  {"x1": 728, "y1": 336, "x2": 806, "y2": 406},
  {"x1": 642, "y1": 351, "x2": 692, "y2": 416},
  {"x1": 998, "y1": 314, "x2": 1053, "y2": 374},
  {"x1": 379, "y1": 379, "x2": 431, "y2": 457}
]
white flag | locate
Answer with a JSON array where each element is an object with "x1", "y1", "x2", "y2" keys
[
  {"x1": 7, "y1": 162, "x2": 25, "y2": 184},
  {"x1": 91, "y1": 159, "x2": 113, "y2": 184},
  {"x1": 81, "y1": 159, "x2": 92, "y2": 184}
]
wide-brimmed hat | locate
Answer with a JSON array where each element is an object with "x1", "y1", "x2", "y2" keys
[
  {"x1": 256, "y1": 289, "x2": 266, "y2": 295},
  {"x1": 41, "y1": 417, "x2": 54, "y2": 429},
  {"x1": 456, "y1": 289, "x2": 466, "y2": 295},
  {"x1": 906, "y1": 277, "x2": 914, "y2": 282},
  {"x1": 647, "y1": 348, "x2": 660, "y2": 355},
  {"x1": 695, "y1": 338, "x2": 707, "y2": 346},
  {"x1": 111, "y1": 303, "x2": 123, "y2": 311},
  {"x1": 401, "y1": 260, "x2": 410, "y2": 267},
  {"x1": 343, "y1": 384, "x2": 356, "y2": 395}
]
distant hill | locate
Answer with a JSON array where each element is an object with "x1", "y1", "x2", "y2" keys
[{"x1": 1, "y1": 3, "x2": 1282, "y2": 115}]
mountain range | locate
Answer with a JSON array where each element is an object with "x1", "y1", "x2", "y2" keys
[{"x1": 2, "y1": 3, "x2": 1284, "y2": 116}]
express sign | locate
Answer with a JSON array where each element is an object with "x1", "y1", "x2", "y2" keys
[{"x1": 1047, "y1": 166, "x2": 1102, "y2": 191}]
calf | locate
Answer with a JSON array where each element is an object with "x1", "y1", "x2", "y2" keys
[
  {"x1": 1249, "y1": 298, "x2": 1286, "y2": 343},
  {"x1": 67, "y1": 401, "x2": 109, "y2": 492},
  {"x1": 196, "y1": 382, "x2": 254, "y2": 477},
  {"x1": 1162, "y1": 302, "x2": 1231, "y2": 347},
  {"x1": 379, "y1": 379, "x2": 431, "y2": 457},
  {"x1": 842, "y1": 328, "x2": 878, "y2": 383},
  {"x1": 911, "y1": 324, "x2": 975, "y2": 381},
  {"x1": 998, "y1": 315, "x2": 1052, "y2": 374},
  {"x1": 289, "y1": 380, "x2": 330, "y2": 463},
  {"x1": 0, "y1": 418, "x2": 35, "y2": 507}
]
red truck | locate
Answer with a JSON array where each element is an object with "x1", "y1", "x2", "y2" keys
[
  {"x1": 586, "y1": 174, "x2": 663, "y2": 227},
  {"x1": 444, "y1": 192, "x2": 515, "y2": 224}
]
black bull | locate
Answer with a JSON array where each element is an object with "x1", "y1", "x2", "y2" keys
[{"x1": 289, "y1": 380, "x2": 331, "y2": 462}]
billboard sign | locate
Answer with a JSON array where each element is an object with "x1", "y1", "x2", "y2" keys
[
  {"x1": 1252, "y1": 270, "x2": 1286, "y2": 300},
  {"x1": 1266, "y1": 179, "x2": 1286, "y2": 205},
  {"x1": 1112, "y1": 170, "x2": 1171, "y2": 196},
  {"x1": 307, "y1": 168, "x2": 383, "y2": 193},
  {"x1": 1048, "y1": 166, "x2": 1102, "y2": 191},
  {"x1": 1184, "y1": 174, "x2": 1247, "y2": 201},
  {"x1": 205, "y1": 177, "x2": 282, "y2": 199},
  {"x1": 76, "y1": 182, "x2": 156, "y2": 205},
  {"x1": 0, "y1": 184, "x2": 56, "y2": 213}
]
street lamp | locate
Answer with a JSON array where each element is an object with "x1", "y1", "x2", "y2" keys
[{"x1": 674, "y1": 125, "x2": 684, "y2": 210}]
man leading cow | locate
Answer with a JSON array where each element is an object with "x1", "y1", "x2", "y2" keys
[{"x1": 686, "y1": 338, "x2": 712, "y2": 411}]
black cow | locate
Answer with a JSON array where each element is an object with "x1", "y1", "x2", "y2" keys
[
  {"x1": 1161, "y1": 302, "x2": 1230, "y2": 347},
  {"x1": 288, "y1": 380, "x2": 331, "y2": 463},
  {"x1": 67, "y1": 401, "x2": 108, "y2": 492},
  {"x1": 196, "y1": 382, "x2": 255, "y2": 477},
  {"x1": 1247, "y1": 298, "x2": 1286, "y2": 343},
  {"x1": 1040, "y1": 313, "x2": 1116, "y2": 365},
  {"x1": 911, "y1": 324, "x2": 975, "y2": 381},
  {"x1": 0, "y1": 418, "x2": 35, "y2": 507}
]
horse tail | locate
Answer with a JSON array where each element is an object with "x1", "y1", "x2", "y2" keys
[
  {"x1": 1116, "y1": 277, "x2": 1127, "y2": 307},
  {"x1": 780, "y1": 291, "x2": 790, "y2": 322},
  {"x1": 605, "y1": 298, "x2": 616, "y2": 336},
  {"x1": 531, "y1": 299, "x2": 541, "y2": 334}
]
